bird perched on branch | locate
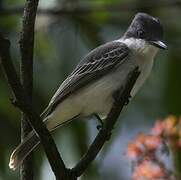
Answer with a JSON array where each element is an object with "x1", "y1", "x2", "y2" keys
[{"x1": 9, "y1": 12, "x2": 167, "y2": 170}]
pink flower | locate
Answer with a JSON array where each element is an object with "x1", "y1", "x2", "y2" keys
[
  {"x1": 127, "y1": 142, "x2": 143, "y2": 160},
  {"x1": 144, "y1": 135, "x2": 162, "y2": 151},
  {"x1": 132, "y1": 159, "x2": 165, "y2": 180},
  {"x1": 177, "y1": 139, "x2": 181, "y2": 148},
  {"x1": 127, "y1": 115, "x2": 180, "y2": 180},
  {"x1": 164, "y1": 116, "x2": 177, "y2": 136},
  {"x1": 151, "y1": 120, "x2": 164, "y2": 136}
]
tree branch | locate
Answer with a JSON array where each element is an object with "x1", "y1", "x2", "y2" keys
[
  {"x1": 71, "y1": 67, "x2": 140, "y2": 178},
  {"x1": 0, "y1": 35, "x2": 68, "y2": 180},
  {"x1": 19, "y1": 0, "x2": 37, "y2": 179},
  {"x1": 18, "y1": 0, "x2": 69, "y2": 179}
]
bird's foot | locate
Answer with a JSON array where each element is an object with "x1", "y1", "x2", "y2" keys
[
  {"x1": 94, "y1": 114, "x2": 104, "y2": 131},
  {"x1": 96, "y1": 119, "x2": 104, "y2": 131},
  {"x1": 96, "y1": 124, "x2": 102, "y2": 131},
  {"x1": 97, "y1": 127, "x2": 112, "y2": 141},
  {"x1": 124, "y1": 95, "x2": 132, "y2": 105}
]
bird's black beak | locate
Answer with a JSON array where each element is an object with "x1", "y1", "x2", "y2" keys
[{"x1": 149, "y1": 40, "x2": 167, "y2": 50}]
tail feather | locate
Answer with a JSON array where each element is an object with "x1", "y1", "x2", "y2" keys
[
  {"x1": 9, "y1": 131, "x2": 39, "y2": 170},
  {"x1": 9, "y1": 114, "x2": 80, "y2": 170}
]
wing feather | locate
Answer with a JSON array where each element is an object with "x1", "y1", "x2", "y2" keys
[{"x1": 41, "y1": 41, "x2": 129, "y2": 117}]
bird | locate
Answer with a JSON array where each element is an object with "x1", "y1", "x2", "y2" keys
[{"x1": 9, "y1": 12, "x2": 167, "y2": 170}]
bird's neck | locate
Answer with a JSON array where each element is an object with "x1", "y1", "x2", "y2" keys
[
  {"x1": 117, "y1": 37, "x2": 159, "y2": 73},
  {"x1": 118, "y1": 37, "x2": 159, "y2": 59},
  {"x1": 120, "y1": 38, "x2": 158, "y2": 58},
  {"x1": 117, "y1": 37, "x2": 159, "y2": 96}
]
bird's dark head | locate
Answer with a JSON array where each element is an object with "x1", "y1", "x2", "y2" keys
[{"x1": 124, "y1": 13, "x2": 167, "y2": 49}]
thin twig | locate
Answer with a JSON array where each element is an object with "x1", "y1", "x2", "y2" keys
[
  {"x1": 19, "y1": 0, "x2": 37, "y2": 179},
  {"x1": 71, "y1": 67, "x2": 140, "y2": 177}
]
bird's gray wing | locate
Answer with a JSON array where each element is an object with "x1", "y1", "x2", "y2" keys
[{"x1": 41, "y1": 41, "x2": 129, "y2": 117}]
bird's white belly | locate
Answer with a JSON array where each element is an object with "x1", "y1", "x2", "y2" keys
[
  {"x1": 75, "y1": 61, "x2": 137, "y2": 118},
  {"x1": 74, "y1": 73, "x2": 120, "y2": 118},
  {"x1": 77, "y1": 51, "x2": 155, "y2": 118},
  {"x1": 46, "y1": 61, "x2": 135, "y2": 130}
]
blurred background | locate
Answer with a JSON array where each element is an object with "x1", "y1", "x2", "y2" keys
[{"x1": 0, "y1": 0, "x2": 181, "y2": 179}]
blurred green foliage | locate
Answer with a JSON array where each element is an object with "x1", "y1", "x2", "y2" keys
[{"x1": 0, "y1": 0, "x2": 181, "y2": 179}]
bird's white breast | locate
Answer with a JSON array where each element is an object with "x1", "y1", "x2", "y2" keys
[
  {"x1": 118, "y1": 38, "x2": 159, "y2": 96},
  {"x1": 72, "y1": 59, "x2": 136, "y2": 118}
]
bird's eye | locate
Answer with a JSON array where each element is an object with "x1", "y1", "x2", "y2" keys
[{"x1": 137, "y1": 29, "x2": 145, "y2": 38}]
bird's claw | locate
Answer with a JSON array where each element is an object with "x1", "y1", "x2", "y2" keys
[
  {"x1": 124, "y1": 95, "x2": 132, "y2": 105},
  {"x1": 94, "y1": 113, "x2": 104, "y2": 131},
  {"x1": 96, "y1": 124, "x2": 103, "y2": 131}
]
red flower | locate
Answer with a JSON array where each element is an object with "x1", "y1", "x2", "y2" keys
[
  {"x1": 127, "y1": 142, "x2": 143, "y2": 160},
  {"x1": 163, "y1": 116, "x2": 177, "y2": 136},
  {"x1": 144, "y1": 135, "x2": 162, "y2": 151},
  {"x1": 132, "y1": 159, "x2": 165, "y2": 180},
  {"x1": 151, "y1": 120, "x2": 164, "y2": 136}
]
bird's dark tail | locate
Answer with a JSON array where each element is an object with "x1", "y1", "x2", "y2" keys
[
  {"x1": 9, "y1": 114, "x2": 80, "y2": 170},
  {"x1": 9, "y1": 131, "x2": 39, "y2": 170}
]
